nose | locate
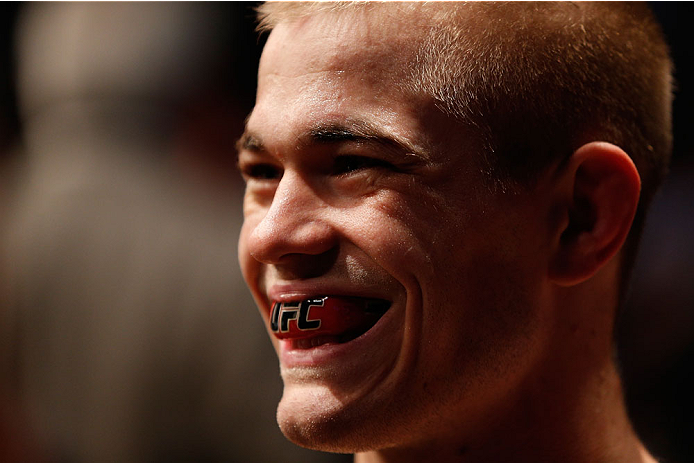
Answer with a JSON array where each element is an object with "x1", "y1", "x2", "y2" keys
[{"x1": 246, "y1": 171, "x2": 339, "y2": 267}]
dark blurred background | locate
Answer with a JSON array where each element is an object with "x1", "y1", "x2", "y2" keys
[
  {"x1": 618, "y1": 4, "x2": 694, "y2": 463},
  {"x1": 0, "y1": 2, "x2": 691, "y2": 463}
]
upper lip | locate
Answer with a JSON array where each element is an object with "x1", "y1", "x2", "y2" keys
[{"x1": 267, "y1": 281, "x2": 392, "y2": 305}]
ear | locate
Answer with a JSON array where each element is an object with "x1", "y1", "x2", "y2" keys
[{"x1": 548, "y1": 142, "x2": 641, "y2": 286}]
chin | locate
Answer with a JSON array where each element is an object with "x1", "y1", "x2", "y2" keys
[{"x1": 275, "y1": 382, "x2": 393, "y2": 454}]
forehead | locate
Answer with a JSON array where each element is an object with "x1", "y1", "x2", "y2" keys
[
  {"x1": 260, "y1": 7, "x2": 425, "y2": 81},
  {"x1": 247, "y1": 8, "x2": 441, "y2": 155}
]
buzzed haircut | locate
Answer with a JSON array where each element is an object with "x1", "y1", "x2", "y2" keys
[{"x1": 255, "y1": 1, "x2": 673, "y2": 292}]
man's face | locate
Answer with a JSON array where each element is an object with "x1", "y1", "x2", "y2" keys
[{"x1": 238, "y1": 10, "x2": 553, "y2": 451}]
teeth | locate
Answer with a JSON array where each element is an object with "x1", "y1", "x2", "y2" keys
[{"x1": 293, "y1": 335, "x2": 341, "y2": 349}]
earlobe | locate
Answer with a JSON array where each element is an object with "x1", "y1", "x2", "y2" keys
[{"x1": 548, "y1": 142, "x2": 641, "y2": 286}]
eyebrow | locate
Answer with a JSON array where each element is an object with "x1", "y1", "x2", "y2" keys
[
  {"x1": 236, "y1": 133, "x2": 263, "y2": 153},
  {"x1": 236, "y1": 120, "x2": 429, "y2": 161}
]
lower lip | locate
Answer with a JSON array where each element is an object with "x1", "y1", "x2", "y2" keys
[{"x1": 277, "y1": 302, "x2": 398, "y2": 369}]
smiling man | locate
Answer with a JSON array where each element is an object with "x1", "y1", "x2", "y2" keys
[{"x1": 236, "y1": 2, "x2": 672, "y2": 463}]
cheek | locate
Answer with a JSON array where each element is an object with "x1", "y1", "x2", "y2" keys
[
  {"x1": 238, "y1": 218, "x2": 277, "y2": 347},
  {"x1": 338, "y1": 191, "x2": 442, "y2": 276},
  {"x1": 419, "y1": 212, "x2": 546, "y2": 379},
  {"x1": 238, "y1": 215, "x2": 262, "y2": 289},
  {"x1": 360, "y1": 186, "x2": 476, "y2": 281}
]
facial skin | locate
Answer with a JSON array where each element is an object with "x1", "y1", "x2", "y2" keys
[{"x1": 238, "y1": 9, "x2": 562, "y2": 455}]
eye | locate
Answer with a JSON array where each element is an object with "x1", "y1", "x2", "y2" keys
[
  {"x1": 332, "y1": 155, "x2": 394, "y2": 175},
  {"x1": 240, "y1": 163, "x2": 283, "y2": 182}
]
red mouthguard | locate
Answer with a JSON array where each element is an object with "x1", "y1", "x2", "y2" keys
[{"x1": 270, "y1": 296, "x2": 389, "y2": 340}]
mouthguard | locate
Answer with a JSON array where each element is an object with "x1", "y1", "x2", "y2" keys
[{"x1": 270, "y1": 296, "x2": 389, "y2": 340}]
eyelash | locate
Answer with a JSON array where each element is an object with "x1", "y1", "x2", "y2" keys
[
  {"x1": 331, "y1": 155, "x2": 394, "y2": 175},
  {"x1": 241, "y1": 163, "x2": 283, "y2": 181},
  {"x1": 241, "y1": 155, "x2": 394, "y2": 182}
]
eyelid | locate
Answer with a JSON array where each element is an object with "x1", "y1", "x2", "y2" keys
[
  {"x1": 238, "y1": 152, "x2": 283, "y2": 181},
  {"x1": 243, "y1": 163, "x2": 283, "y2": 181},
  {"x1": 332, "y1": 155, "x2": 395, "y2": 176}
]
